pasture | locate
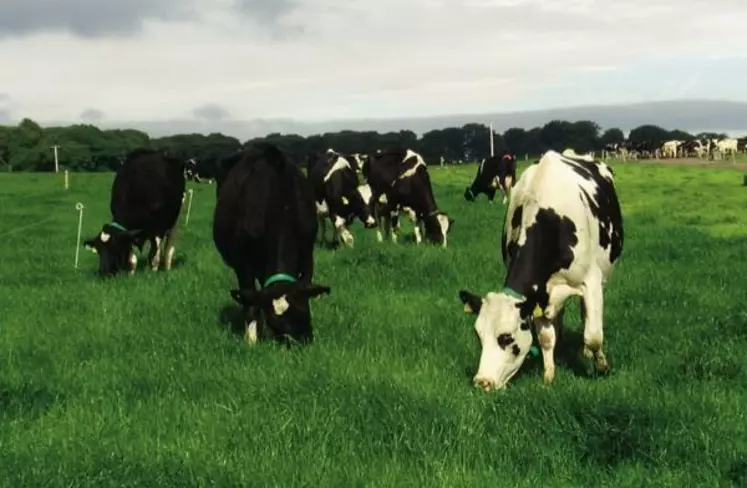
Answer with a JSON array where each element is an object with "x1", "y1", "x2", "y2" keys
[{"x1": 1, "y1": 160, "x2": 746, "y2": 487}]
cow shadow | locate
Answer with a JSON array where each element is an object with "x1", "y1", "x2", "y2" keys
[{"x1": 462, "y1": 329, "x2": 595, "y2": 384}]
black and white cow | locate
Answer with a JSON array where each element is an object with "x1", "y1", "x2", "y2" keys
[
  {"x1": 363, "y1": 147, "x2": 454, "y2": 247},
  {"x1": 307, "y1": 148, "x2": 376, "y2": 247},
  {"x1": 213, "y1": 142, "x2": 331, "y2": 345},
  {"x1": 459, "y1": 149, "x2": 624, "y2": 391},
  {"x1": 183, "y1": 158, "x2": 214, "y2": 183},
  {"x1": 83, "y1": 148, "x2": 186, "y2": 277},
  {"x1": 464, "y1": 153, "x2": 517, "y2": 204}
]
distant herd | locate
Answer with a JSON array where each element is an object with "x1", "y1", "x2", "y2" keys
[{"x1": 82, "y1": 144, "x2": 624, "y2": 391}]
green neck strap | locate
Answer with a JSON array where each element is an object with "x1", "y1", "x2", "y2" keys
[
  {"x1": 501, "y1": 287, "x2": 525, "y2": 300},
  {"x1": 108, "y1": 222, "x2": 127, "y2": 232},
  {"x1": 263, "y1": 273, "x2": 297, "y2": 288}
]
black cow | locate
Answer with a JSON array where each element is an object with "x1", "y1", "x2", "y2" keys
[
  {"x1": 363, "y1": 147, "x2": 454, "y2": 247},
  {"x1": 307, "y1": 149, "x2": 376, "y2": 248},
  {"x1": 464, "y1": 153, "x2": 517, "y2": 204},
  {"x1": 213, "y1": 143, "x2": 331, "y2": 345},
  {"x1": 83, "y1": 148, "x2": 186, "y2": 277}
]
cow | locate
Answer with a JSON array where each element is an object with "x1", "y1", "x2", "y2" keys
[
  {"x1": 458, "y1": 149, "x2": 624, "y2": 391},
  {"x1": 213, "y1": 142, "x2": 331, "y2": 345},
  {"x1": 363, "y1": 147, "x2": 454, "y2": 247},
  {"x1": 183, "y1": 158, "x2": 215, "y2": 183},
  {"x1": 711, "y1": 138, "x2": 738, "y2": 161},
  {"x1": 83, "y1": 148, "x2": 186, "y2": 277},
  {"x1": 661, "y1": 140, "x2": 681, "y2": 159},
  {"x1": 464, "y1": 153, "x2": 517, "y2": 204},
  {"x1": 307, "y1": 149, "x2": 376, "y2": 247}
]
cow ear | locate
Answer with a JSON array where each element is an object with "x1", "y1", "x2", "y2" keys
[
  {"x1": 459, "y1": 290, "x2": 483, "y2": 315},
  {"x1": 290, "y1": 283, "x2": 331, "y2": 301}
]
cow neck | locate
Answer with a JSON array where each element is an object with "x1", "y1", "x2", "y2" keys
[
  {"x1": 414, "y1": 186, "x2": 440, "y2": 219},
  {"x1": 502, "y1": 237, "x2": 549, "y2": 310}
]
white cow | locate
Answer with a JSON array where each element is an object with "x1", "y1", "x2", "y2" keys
[
  {"x1": 712, "y1": 138, "x2": 738, "y2": 161},
  {"x1": 661, "y1": 140, "x2": 681, "y2": 159},
  {"x1": 459, "y1": 150, "x2": 624, "y2": 391}
]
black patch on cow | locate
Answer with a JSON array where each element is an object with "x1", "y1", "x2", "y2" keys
[
  {"x1": 511, "y1": 344, "x2": 521, "y2": 356},
  {"x1": 464, "y1": 153, "x2": 516, "y2": 202},
  {"x1": 501, "y1": 204, "x2": 523, "y2": 265},
  {"x1": 503, "y1": 207, "x2": 578, "y2": 319},
  {"x1": 497, "y1": 333, "x2": 514, "y2": 349},
  {"x1": 519, "y1": 320, "x2": 530, "y2": 331},
  {"x1": 560, "y1": 155, "x2": 624, "y2": 262}
]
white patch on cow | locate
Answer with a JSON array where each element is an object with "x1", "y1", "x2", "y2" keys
[
  {"x1": 403, "y1": 149, "x2": 425, "y2": 166},
  {"x1": 245, "y1": 320, "x2": 258, "y2": 344},
  {"x1": 365, "y1": 215, "x2": 375, "y2": 226},
  {"x1": 398, "y1": 160, "x2": 426, "y2": 180},
  {"x1": 378, "y1": 194, "x2": 388, "y2": 204},
  {"x1": 164, "y1": 245, "x2": 175, "y2": 270},
  {"x1": 333, "y1": 215, "x2": 346, "y2": 229},
  {"x1": 128, "y1": 252, "x2": 137, "y2": 274},
  {"x1": 341, "y1": 196, "x2": 349, "y2": 205},
  {"x1": 357, "y1": 185, "x2": 372, "y2": 205},
  {"x1": 340, "y1": 228, "x2": 354, "y2": 246},
  {"x1": 100, "y1": 231, "x2": 110, "y2": 243},
  {"x1": 323, "y1": 155, "x2": 351, "y2": 183},
  {"x1": 316, "y1": 200, "x2": 329, "y2": 216},
  {"x1": 272, "y1": 296, "x2": 290, "y2": 316}
]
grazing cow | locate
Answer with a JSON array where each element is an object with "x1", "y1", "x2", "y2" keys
[
  {"x1": 363, "y1": 147, "x2": 454, "y2": 247},
  {"x1": 464, "y1": 153, "x2": 517, "y2": 204},
  {"x1": 459, "y1": 149, "x2": 624, "y2": 391},
  {"x1": 183, "y1": 158, "x2": 215, "y2": 183},
  {"x1": 307, "y1": 149, "x2": 376, "y2": 247},
  {"x1": 213, "y1": 143, "x2": 331, "y2": 345},
  {"x1": 83, "y1": 149, "x2": 186, "y2": 277}
]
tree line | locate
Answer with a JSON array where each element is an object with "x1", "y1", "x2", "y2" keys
[{"x1": 0, "y1": 117, "x2": 731, "y2": 172}]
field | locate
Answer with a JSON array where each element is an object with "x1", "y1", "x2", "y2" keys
[{"x1": 1, "y1": 159, "x2": 746, "y2": 487}]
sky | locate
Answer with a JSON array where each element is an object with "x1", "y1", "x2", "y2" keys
[{"x1": 1, "y1": 0, "x2": 746, "y2": 133}]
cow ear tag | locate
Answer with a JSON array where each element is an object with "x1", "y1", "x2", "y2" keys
[{"x1": 532, "y1": 305, "x2": 544, "y2": 319}]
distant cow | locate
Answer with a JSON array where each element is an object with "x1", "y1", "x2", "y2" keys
[
  {"x1": 83, "y1": 148, "x2": 186, "y2": 277},
  {"x1": 213, "y1": 143, "x2": 331, "y2": 345},
  {"x1": 459, "y1": 149, "x2": 624, "y2": 390},
  {"x1": 307, "y1": 148, "x2": 376, "y2": 247},
  {"x1": 464, "y1": 153, "x2": 517, "y2": 204},
  {"x1": 184, "y1": 158, "x2": 214, "y2": 183},
  {"x1": 363, "y1": 147, "x2": 454, "y2": 247}
]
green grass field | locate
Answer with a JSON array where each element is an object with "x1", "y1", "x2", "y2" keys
[{"x1": 1, "y1": 160, "x2": 746, "y2": 487}]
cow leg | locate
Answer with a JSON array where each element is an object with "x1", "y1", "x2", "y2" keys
[
  {"x1": 406, "y1": 208, "x2": 422, "y2": 244},
  {"x1": 333, "y1": 215, "x2": 354, "y2": 247},
  {"x1": 128, "y1": 251, "x2": 137, "y2": 274},
  {"x1": 580, "y1": 269, "x2": 610, "y2": 374},
  {"x1": 148, "y1": 236, "x2": 162, "y2": 271},
  {"x1": 388, "y1": 209, "x2": 400, "y2": 243},
  {"x1": 535, "y1": 308, "x2": 565, "y2": 385},
  {"x1": 317, "y1": 212, "x2": 327, "y2": 245},
  {"x1": 162, "y1": 230, "x2": 179, "y2": 271}
]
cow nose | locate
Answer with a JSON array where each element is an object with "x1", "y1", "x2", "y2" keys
[{"x1": 473, "y1": 376, "x2": 496, "y2": 392}]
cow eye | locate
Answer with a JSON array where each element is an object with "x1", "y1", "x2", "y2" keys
[{"x1": 497, "y1": 333, "x2": 514, "y2": 348}]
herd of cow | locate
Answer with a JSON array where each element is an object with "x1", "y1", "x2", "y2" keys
[
  {"x1": 81, "y1": 143, "x2": 624, "y2": 391},
  {"x1": 603, "y1": 136, "x2": 747, "y2": 160}
]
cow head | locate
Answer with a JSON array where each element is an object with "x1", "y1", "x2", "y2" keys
[
  {"x1": 83, "y1": 223, "x2": 143, "y2": 277},
  {"x1": 422, "y1": 210, "x2": 454, "y2": 247},
  {"x1": 459, "y1": 288, "x2": 533, "y2": 391},
  {"x1": 230, "y1": 278, "x2": 331, "y2": 345}
]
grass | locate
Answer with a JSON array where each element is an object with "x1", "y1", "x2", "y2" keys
[{"x1": 1, "y1": 159, "x2": 746, "y2": 487}]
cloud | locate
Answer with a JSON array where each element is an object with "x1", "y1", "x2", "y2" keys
[
  {"x1": 0, "y1": 0, "x2": 196, "y2": 38},
  {"x1": 193, "y1": 103, "x2": 231, "y2": 121},
  {"x1": 80, "y1": 108, "x2": 106, "y2": 123},
  {"x1": 0, "y1": 0, "x2": 746, "y2": 130}
]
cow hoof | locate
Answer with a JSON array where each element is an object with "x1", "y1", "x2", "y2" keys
[
  {"x1": 245, "y1": 321, "x2": 258, "y2": 344},
  {"x1": 583, "y1": 345, "x2": 594, "y2": 360},
  {"x1": 595, "y1": 355, "x2": 610, "y2": 375}
]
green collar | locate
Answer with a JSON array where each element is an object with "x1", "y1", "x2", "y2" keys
[
  {"x1": 263, "y1": 273, "x2": 297, "y2": 288},
  {"x1": 108, "y1": 221, "x2": 127, "y2": 232},
  {"x1": 501, "y1": 287, "x2": 525, "y2": 300}
]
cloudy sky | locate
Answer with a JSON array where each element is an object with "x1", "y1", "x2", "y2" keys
[{"x1": 1, "y1": 0, "x2": 746, "y2": 132}]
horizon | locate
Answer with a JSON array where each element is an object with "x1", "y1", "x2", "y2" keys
[{"x1": 2, "y1": 0, "x2": 747, "y2": 132}]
